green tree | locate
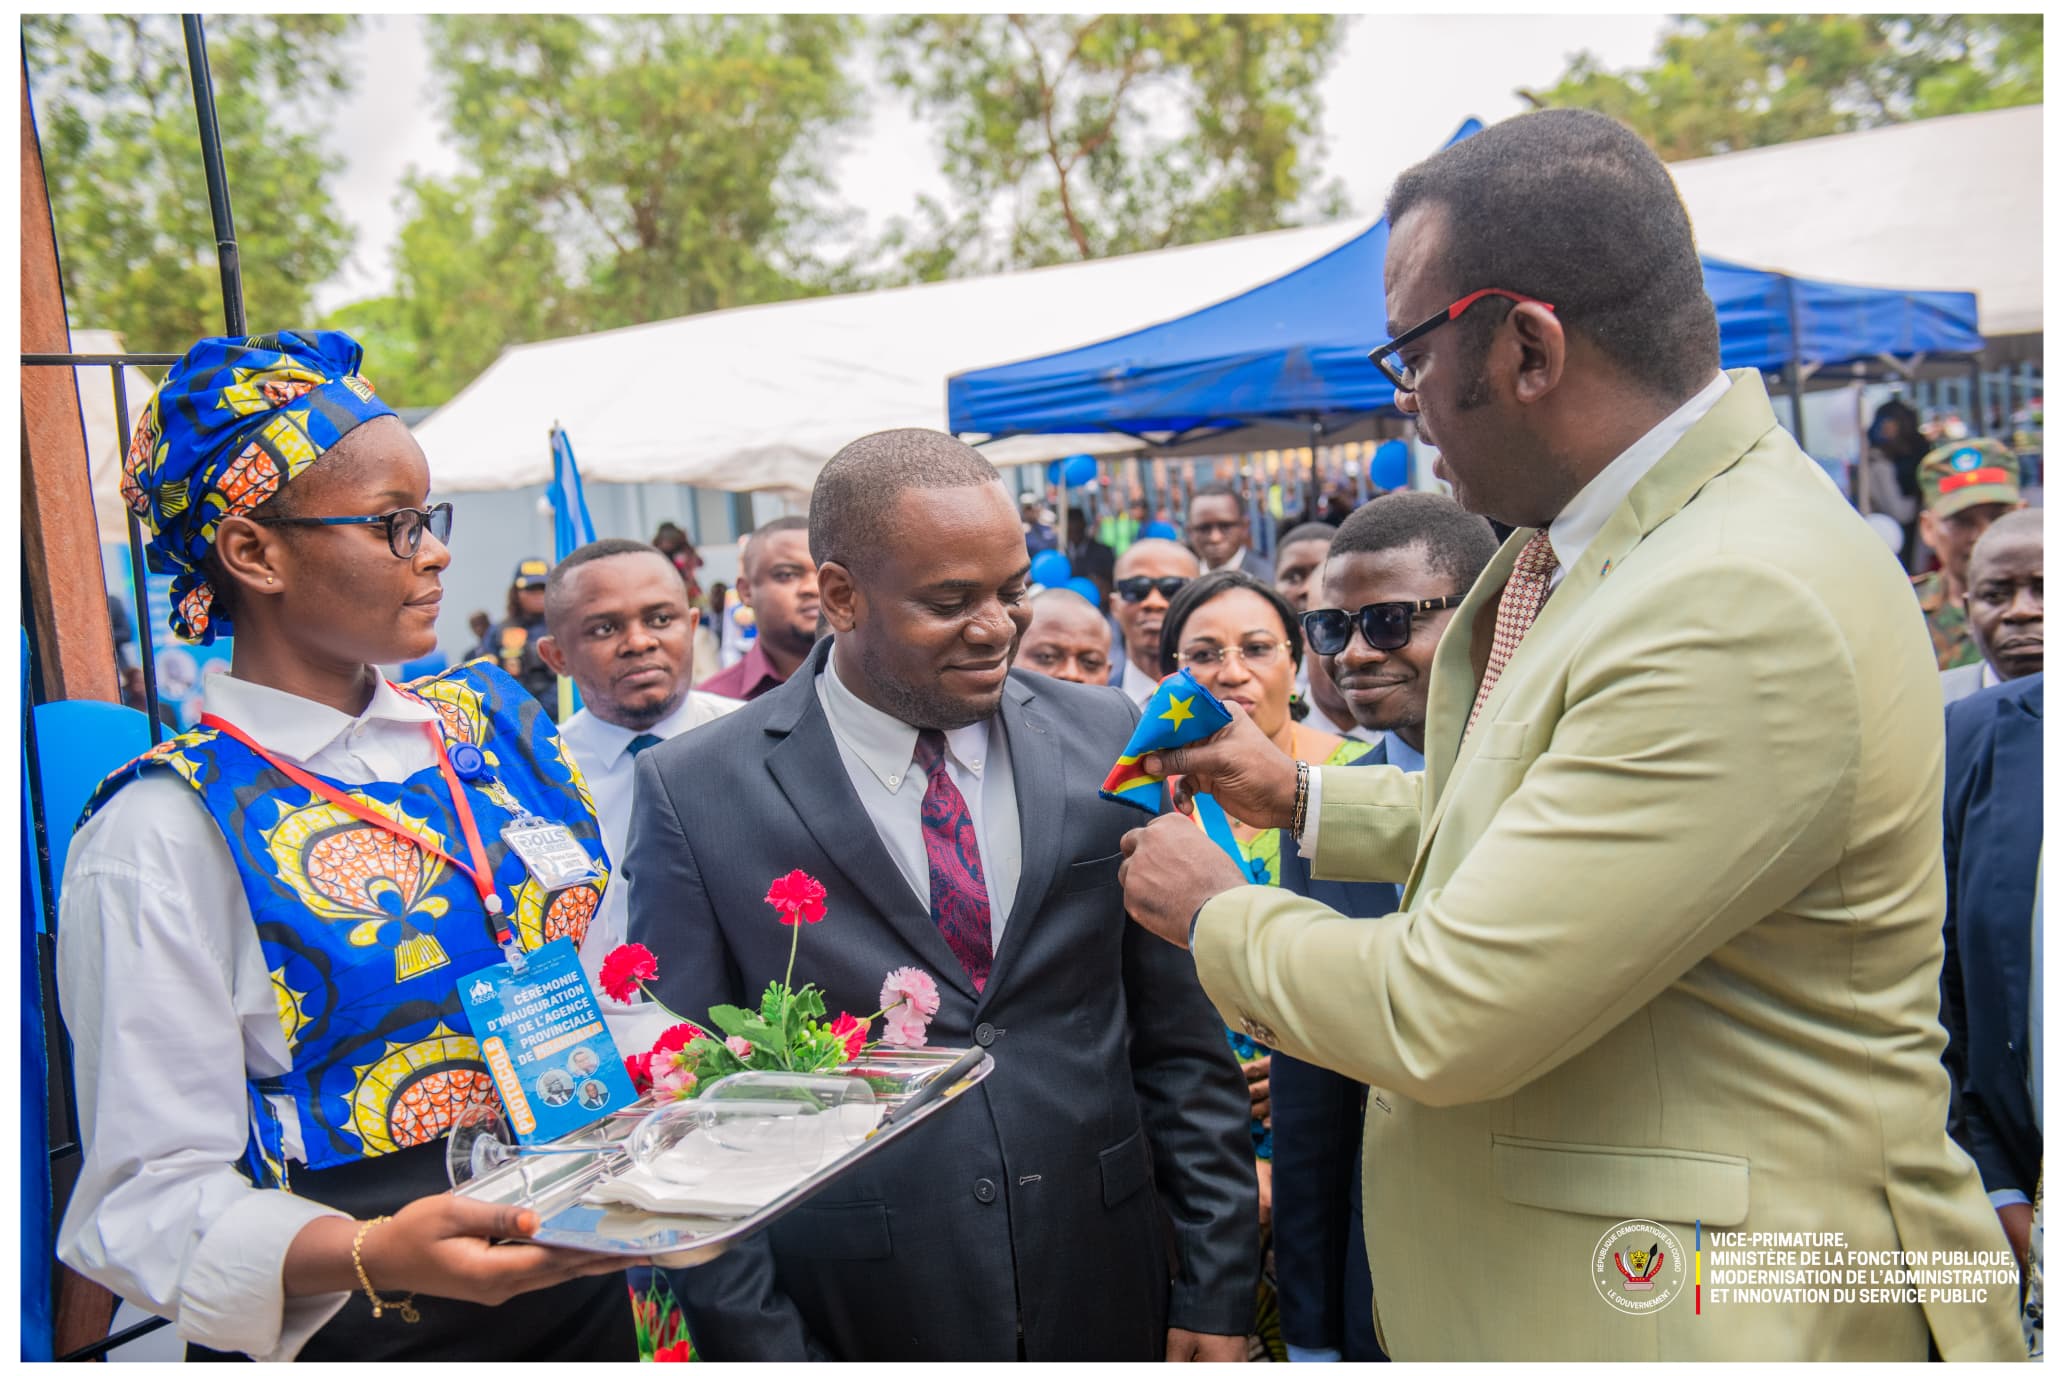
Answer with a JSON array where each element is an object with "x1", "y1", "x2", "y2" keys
[
  {"x1": 365, "y1": 14, "x2": 863, "y2": 405},
  {"x1": 877, "y1": 14, "x2": 1347, "y2": 278},
  {"x1": 1524, "y1": 15, "x2": 2042, "y2": 160},
  {"x1": 22, "y1": 14, "x2": 357, "y2": 356}
]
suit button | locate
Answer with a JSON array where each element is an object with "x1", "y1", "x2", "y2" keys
[
  {"x1": 973, "y1": 1178, "x2": 997, "y2": 1204},
  {"x1": 975, "y1": 1022, "x2": 996, "y2": 1047}
]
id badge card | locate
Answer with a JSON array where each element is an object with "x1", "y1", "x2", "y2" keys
[
  {"x1": 502, "y1": 816, "x2": 605, "y2": 892},
  {"x1": 459, "y1": 937, "x2": 635, "y2": 1144}
]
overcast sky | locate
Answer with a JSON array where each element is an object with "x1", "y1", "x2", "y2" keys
[{"x1": 313, "y1": 13, "x2": 1672, "y2": 313}]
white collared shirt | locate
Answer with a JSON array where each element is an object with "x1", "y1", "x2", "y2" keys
[
  {"x1": 815, "y1": 645, "x2": 1021, "y2": 943},
  {"x1": 1119, "y1": 655, "x2": 1162, "y2": 706},
  {"x1": 55, "y1": 672, "x2": 444, "y2": 1359},
  {"x1": 557, "y1": 690, "x2": 743, "y2": 866},
  {"x1": 1296, "y1": 371, "x2": 1731, "y2": 854},
  {"x1": 558, "y1": 689, "x2": 741, "y2": 1050},
  {"x1": 1544, "y1": 371, "x2": 1730, "y2": 587}
]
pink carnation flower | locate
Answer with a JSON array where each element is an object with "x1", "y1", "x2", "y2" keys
[
  {"x1": 653, "y1": 1058, "x2": 698, "y2": 1101},
  {"x1": 880, "y1": 1005, "x2": 930, "y2": 1049},
  {"x1": 725, "y1": 1035, "x2": 754, "y2": 1060},
  {"x1": 879, "y1": 966, "x2": 940, "y2": 1021}
]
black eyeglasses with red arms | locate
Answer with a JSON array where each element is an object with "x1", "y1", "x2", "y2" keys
[{"x1": 1366, "y1": 288, "x2": 1556, "y2": 392}]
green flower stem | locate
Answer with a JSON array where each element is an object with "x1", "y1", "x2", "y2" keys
[{"x1": 632, "y1": 981, "x2": 721, "y2": 1045}]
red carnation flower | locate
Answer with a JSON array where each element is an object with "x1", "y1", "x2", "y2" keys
[
  {"x1": 599, "y1": 942, "x2": 659, "y2": 1003},
  {"x1": 654, "y1": 1341, "x2": 693, "y2": 1362},
  {"x1": 828, "y1": 1011, "x2": 868, "y2": 1060},
  {"x1": 765, "y1": 870, "x2": 828, "y2": 926},
  {"x1": 652, "y1": 1021, "x2": 705, "y2": 1056},
  {"x1": 624, "y1": 1051, "x2": 652, "y2": 1094}
]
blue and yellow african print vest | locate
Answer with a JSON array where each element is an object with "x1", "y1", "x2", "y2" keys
[{"x1": 81, "y1": 662, "x2": 609, "y2": 1182}]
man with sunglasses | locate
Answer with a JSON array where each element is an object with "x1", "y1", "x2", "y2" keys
[
  {"x1": 1270, "y1": 492, "x2": 1497, "y2": 1363},
  {"x1": 1187, "y1": 484, "x2": 1273, "y2": 581},
  {"x1": 1110, "y1": 538, "x2": 1201, "y2": 704},
  {"x1": 1115, "y1": 109, "x2": 2022, "y2": 1359}
]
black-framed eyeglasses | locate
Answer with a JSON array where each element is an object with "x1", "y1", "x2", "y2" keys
[
  {"x1": 1115, "y1": 575, "x2": 1190, "y2": 603},
  {"x1": 1301, "y1": 596, "x2": 1467, "y2": 655},
  {"x1": 254, "y1": 502, "x2": 454, "y2": 559},
  {"x1": 1366, "y1": 288, "x2": 1556, "y2": 392}
]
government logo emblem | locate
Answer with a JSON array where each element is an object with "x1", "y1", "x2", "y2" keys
[{"x1": 1592, "y1": 1219, "x2": 1687, "y2": 1315}]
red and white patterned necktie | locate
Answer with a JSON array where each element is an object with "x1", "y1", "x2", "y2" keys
[{"x1": 1466, "y1": 529, "x2": 1559, "y2": 739}]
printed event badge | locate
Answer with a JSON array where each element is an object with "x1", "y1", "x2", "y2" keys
[
  {"x1": 459, "y1": 937, "x2": 634, "y2": 1145},
  {"x1": 501, "y1": 816, "x2": 604, "y2": 892}
]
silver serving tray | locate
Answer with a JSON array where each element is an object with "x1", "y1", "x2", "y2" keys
[{"x1": 455, "y1": 1046, "x2": 993, "y2": 1266}]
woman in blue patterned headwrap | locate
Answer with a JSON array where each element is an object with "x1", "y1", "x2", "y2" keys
[{"x1": 56, "y1": 332, "x2": 637, "y2": 1360}]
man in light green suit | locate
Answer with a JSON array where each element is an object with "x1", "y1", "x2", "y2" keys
[{"x1": 1116, "y1": 110, "x2": 2024, "y2": 1360}]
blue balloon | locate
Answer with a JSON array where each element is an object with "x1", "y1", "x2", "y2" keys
[
  {"x1": 1062, "y1": 576, "x2": 1103, "y2": 609},
  {"x1": 1139, "y1": 520, "x2": 1180, "y2": 542},
  {"x1": 1029, "y1": 549, "x2": 1073, "y2": 586},
  {"x1": 1045, "y1": 453, "x2": 1099, "y2": 487},
  {"x1": 1370, "y1": 439, "x2": 1410, "y2": 490}
]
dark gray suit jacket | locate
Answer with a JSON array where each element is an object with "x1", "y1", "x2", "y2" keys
[{"x1": 624, "y1": 639, "x2": 1257, "y2": 1359}]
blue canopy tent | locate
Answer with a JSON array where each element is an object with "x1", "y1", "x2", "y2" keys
[{"x1": 948, "y1": 121, "x2": 1983, "y2": 508}]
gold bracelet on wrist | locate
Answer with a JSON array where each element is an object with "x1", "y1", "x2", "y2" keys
[
  {"x1": 1291, "y1": 760, "x2": 1311, "y2": 837},
  {"x1": 351, "y1": 1215, "x2": 420, "y2": 1324}
]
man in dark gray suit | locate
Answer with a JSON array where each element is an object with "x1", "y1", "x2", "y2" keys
[{"x1": 625, "y1": 429, "x2": 1257, "y2": 1361}]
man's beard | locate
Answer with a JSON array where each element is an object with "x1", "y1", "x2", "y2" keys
[{"x1": 858, "y1": 635, "x2": 1005, "y2": 732}]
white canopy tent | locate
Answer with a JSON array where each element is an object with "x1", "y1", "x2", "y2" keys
[
  {"x1": 1669, "y1": 104, "x2": 2040, "y2": 338},
  {"x1": 412, "y1": 221, "x2": 1365, "y2": 494},
  {"x1": 411, "y1": 105, "x2": 2038, "y2": 496}
]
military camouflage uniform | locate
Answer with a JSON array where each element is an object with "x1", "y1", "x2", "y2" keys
[
  {"x1": 1912, "y1": 569, "x2": 1980, "y2": 670},
  {"x1": 1909, "y1": 439, "x2": 2021, "y2": 671}
]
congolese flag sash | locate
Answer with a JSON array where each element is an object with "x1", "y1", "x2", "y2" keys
[{"x1": 1100, "y1": 668, "x2": 1245, "y2": 864}]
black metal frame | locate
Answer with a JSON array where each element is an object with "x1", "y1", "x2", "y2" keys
[{"x1": 21, "y1": 14, "x2": 243, "y2": 1360}]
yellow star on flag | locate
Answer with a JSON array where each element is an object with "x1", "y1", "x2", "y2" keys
[{"x1": 1160, "y1": 695, "x2": 1196, "y2": 729}]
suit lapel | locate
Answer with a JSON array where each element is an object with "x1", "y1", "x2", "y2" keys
[
  {"x1": 979, "y1": 676, "x2": 1065, "y2": 1007},
  {"x1": 761, "y1": 644, "x2": 981, "y2": 1001},
  {"x1": 1411, "y1": 370, "x2": 1784, "y2": 870}
]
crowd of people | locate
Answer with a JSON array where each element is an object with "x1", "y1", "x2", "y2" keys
[{"x1": 50, "y1": 108, "x2": 2040, "y2": 1363}]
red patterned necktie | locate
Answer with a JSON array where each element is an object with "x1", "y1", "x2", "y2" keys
[
  {"x1": 1466, "y1": 529, "x2": 1559, "y2": 739},
  {"x1": 914, "y1": 729, "x2": 994, "y2": 990}
]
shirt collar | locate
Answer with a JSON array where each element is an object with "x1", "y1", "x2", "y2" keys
[
  {"x1": 1202, "y1": 548, "x2": 1249, "y2": 575},
  {"x1": 728, "y1": 641, "x2": 784, "y2": 694},
  {"x1": 202, "y1": 671, "x2": 437, "y2": 763},
  {"x1": 564, "y1": 690, "x2": 705, "y2": 767},
  {"x1": 1120, "y1": 656, "x2": 1161, "y2": 700},
  {"x1": 1547, "y1": 371, "x2": 1731, "y2": 575},
  {"x1": 1382, "y1": 732, "x2": 1426, "y2": 774},
  {"x1": 820, "y1": 644, "x2": 988, "y2": 794}
]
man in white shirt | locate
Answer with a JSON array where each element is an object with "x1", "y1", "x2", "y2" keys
[
  {"x1": 623, "y1": 429, "x2": 1256, "y2": 1361},
  {"x1": 1109, "y1": 537, "x2": 1200, "y2": 704},
  {"x1": 535, "y1": 538, "x2": 740, "y2": 1046}
]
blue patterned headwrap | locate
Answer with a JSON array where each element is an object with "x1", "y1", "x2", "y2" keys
[{"x1": 123, "y1": 330, "x2": 396, "y2": 644}]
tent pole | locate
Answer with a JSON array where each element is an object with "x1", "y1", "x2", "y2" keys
[
  {"x1": 1783, "y1": 277, "x2": 1808, "y2": 452},
  {"x1": 1308, "y1": 420, "x2": 1323, "y2": 523},
  {"x1": 182, "y1": 15, "x2": 245, "y2": 335},
  {"x1": 1851, "y1": 373, "x2": 1872, "y2": 517},
  {"x1": 1970, "y1": 356, "x2": 1987, "y2": 436}
]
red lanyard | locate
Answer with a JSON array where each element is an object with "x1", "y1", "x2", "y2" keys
[{"x1": 198, "y1": 711, "x2": 509, "y2": 931}]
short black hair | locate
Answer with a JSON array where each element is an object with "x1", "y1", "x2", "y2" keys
[
  {"x1": 1328, "y1": 491, "x2": 1501, "y2": 592},
  {"x1": 1970, "y1": 507, "x2": 2043, "y2": 573},
  {"x1": 1278, "y1": 522, "x2": 1337, "y2": 552},
  {"x1": 1188, "y1": 482, "x2": 1243, "y2": 513},
  {"x1": 810, "y1": 428, "x2": 1001, "y2": 577},
  {"x1": 543, "y1": 538, "x2": 674, "y2": 631},
  {"x1": 742, "y1": 514, "x2": 810, "y2": 580},
  {"x1": 1158, "y1": 567, "x2": 1306, "y2": 684},
  {"x1": 1384, "y1": 108, "x2": 1719, "y2": 401}
]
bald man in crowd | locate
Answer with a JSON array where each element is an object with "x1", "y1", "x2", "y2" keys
[
  {"x1": 1942, "y1": 508, "x2": 2043, "y2": 704},
  {"x1": 1016, "y1": 588, "x2": 1114, "y2": 687}
]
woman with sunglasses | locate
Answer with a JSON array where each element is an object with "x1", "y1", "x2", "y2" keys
[
  {"x1": 55, "y1": 333, "x2": 634, "y2": 1360},
  {"x1": 1155, "y1": 568, "x2": 1373, "y2": 1361}
]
